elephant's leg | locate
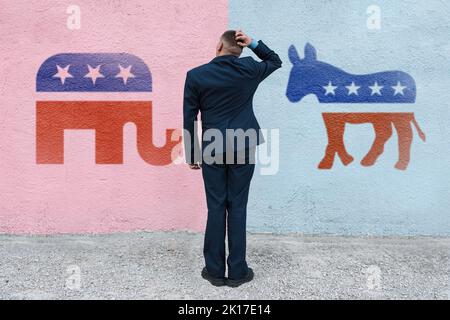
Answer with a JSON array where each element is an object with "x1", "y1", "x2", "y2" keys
[
  {"x1": 392, "y1": 118, "x2": 413, "y2": 170},
  {"x1": 36, "y1": 125, "x2": 65, "y2": 164},
  {"x1": 319, "y1": 114, "x2": 353, "y2": 169},
  {"x1": 36, "y1": 102, "x2": 65, "y2": 164},
  {"x1": 95, "y1": 124, "x2": 124, "y2": 164},
  {"x1": 361, "y1": 119, "x2": 393, "y2": 167}
]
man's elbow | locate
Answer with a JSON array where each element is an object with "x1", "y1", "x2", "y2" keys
[
  {"x1": 275, "y1": 60, "x2": 282, "y2": 70},
  {"x1": 266, "y1": 51, "x2": 282, "y2": 70},
  {"x1": 273, "y1": 54, "x2": 283, "y2": 69}
]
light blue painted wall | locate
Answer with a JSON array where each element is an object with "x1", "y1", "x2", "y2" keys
[{"x1": 230, "y1": 0, "x2": 450, "y2": 235}]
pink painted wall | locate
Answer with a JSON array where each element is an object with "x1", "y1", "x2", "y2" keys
[{"x1": 0, "y1": 0, "x2": 227, "y2": 233}]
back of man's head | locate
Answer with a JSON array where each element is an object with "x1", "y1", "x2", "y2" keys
[{"x1": 220, "y1": 30, "x2": 243, "y2": 56}]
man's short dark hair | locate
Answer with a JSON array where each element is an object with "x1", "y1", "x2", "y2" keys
[{"x1": 221, "y1": 30, "x2": 243, "y2": 56}]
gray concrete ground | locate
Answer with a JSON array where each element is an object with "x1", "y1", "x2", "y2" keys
[{"x1": 0, "y1": 232, "x2": 449, "y2": 300}]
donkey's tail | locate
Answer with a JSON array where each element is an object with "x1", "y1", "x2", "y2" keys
[{"x1": 411, "y1": 116, "x2": 426, "y2": 142}]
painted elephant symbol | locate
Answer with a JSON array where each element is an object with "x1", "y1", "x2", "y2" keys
[
  {"x1": 286, "y1": 44, "x2": 425, "y2": 170},
  {"x1": 36, "y1": 53, "x2": 180, "y2": 165}
]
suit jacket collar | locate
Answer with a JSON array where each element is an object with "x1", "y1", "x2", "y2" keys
[{"x1": 210, "y1": 54, "x2": 238, "y2": 63}]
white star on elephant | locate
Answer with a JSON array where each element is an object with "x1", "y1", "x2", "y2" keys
[
  {"x1": 84, "y1": 64, "x2": 104, "y2": 85},
  {"x1": 53, "y1": 65, "x2": 73, "y2": 85},
  {"x1": 115, "y1": 65, "x2": 135, "y2": 85}
]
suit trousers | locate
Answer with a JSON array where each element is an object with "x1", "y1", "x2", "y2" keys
[{"x1": 201, "y1": 147, "x2": 256, "y2": 280}]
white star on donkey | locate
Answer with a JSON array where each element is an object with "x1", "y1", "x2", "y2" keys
[
  {"x1": 323, "y1": 81, "x2": 338, "y2": 96},
  {"x1": 115, "y1": 65, "x2": 135, "y2": 85},
  {"x1": 369, "y1": 82, "x2": 384, "y2": 96},
  {"x1": 392, "y1": 81, "x2": 407, "y2": 95},
  {"x1": 53, "y1": 65, "x2": 73, "y2": 85},
  {"x1": 345, "y1": 81, "x2": 360, "y2": 95},
  {"x1": 84, "y1": 64, "x2": 104, "y2": 85}
]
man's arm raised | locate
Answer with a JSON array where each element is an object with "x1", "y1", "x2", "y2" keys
[{"x1": 235, "y1": 30, "x2": 282, "y2": 81}]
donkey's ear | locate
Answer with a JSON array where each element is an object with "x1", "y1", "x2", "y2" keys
[
  {"x1": 304, "y1": 43, "x2": 317, "y2": 61},
  {"x1": 288, "y1": 45, "x2": 301, "y2": 64}
]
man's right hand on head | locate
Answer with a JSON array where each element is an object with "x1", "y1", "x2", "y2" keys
[{"x1": 235, "y1": 30, "x2": 252, "y2": 47}]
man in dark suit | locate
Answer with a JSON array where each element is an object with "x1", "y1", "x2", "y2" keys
[{"x1": 183, "y1": 30, "x2": 282, "y2": 287}]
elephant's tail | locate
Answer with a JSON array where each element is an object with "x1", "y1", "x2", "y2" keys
[{"x1": 412, "y1": 116, "x2": 426, "y2": 142}]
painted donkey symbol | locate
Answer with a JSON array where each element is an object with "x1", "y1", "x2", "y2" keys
[{"x1": 286, "y1": 44, "x2": 425, "y2": 170}]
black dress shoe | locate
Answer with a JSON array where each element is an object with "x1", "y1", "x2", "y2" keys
[
  {"x1": 226, "y1": 268, "x2": 254, "y2": 287},
  {"x1": 201, "y1": 267, "x2": 226, "y2": 287}
]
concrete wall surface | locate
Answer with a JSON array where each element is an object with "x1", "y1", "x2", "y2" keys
[{"x1": 0, "y1": 1, "x2": 449, "y2": 235}]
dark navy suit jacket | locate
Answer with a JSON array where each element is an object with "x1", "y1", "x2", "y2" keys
[{"x1": 183, "y1": 40, "x2": 282, "y2": 164}]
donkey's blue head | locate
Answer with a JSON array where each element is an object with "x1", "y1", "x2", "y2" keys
[{"x1": 286, "y1": 43, "x2": 320, "y2": 103}]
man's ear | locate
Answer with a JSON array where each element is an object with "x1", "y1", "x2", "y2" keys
[{"x1": 217, "y1": 40, "x2": 224, "y2": 53}]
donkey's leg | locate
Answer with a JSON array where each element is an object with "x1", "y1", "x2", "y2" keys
[
  {"x1": 361, "y1": 117, "x2": 393, "y2": 167},
  {"x1": 318, "y1": 114, "x2": 352, "y2": 169},
  {"x1": 318, "y1": 114, "x2": 338, "y2": 169},
  {"x1": 392, "y1": 116, "x2": 413, "y2": 170},
  {"x1": 335, "y1": 122, "x2": 354, "y2": 166}
]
